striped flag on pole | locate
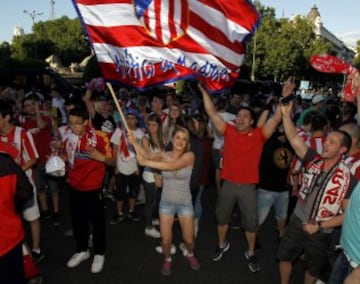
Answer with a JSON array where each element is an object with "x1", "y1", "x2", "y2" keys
[{"x1": 72, "y1": 0, "x2": 260, "y2": 92}]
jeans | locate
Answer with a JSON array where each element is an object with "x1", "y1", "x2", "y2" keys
[
  {"x1": 257, "y1": 188, "x2": 289, "y2": 226},
  {"x1": 328, "y1": 252, "x2": 354, "y2": 284},
  {"x1": 194, "y1": 186, "x2": 205, "y2": 219},
  {"x1": 143, "y1": 181, "x2": 160, "y2": 228}
]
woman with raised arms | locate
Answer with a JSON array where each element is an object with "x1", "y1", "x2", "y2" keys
[{"x1": 128, "y1": 126, "x2": 200, "y2": 276}]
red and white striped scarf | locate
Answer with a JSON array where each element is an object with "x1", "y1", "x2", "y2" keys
[
  {"x1": 299, "y1": 158, "x2": 351, "y2": 222},
  {"x1": 66, "y1": 127, "x2": 97, "y2": 168}
]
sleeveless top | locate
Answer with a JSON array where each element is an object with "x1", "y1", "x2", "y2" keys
[{"x1": 161, "y1": 165, "x2": 193, "y2": 204}]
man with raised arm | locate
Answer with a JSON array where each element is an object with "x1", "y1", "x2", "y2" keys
[
  {"x1": 198, "y1": 78, "x2": 295, "y2": 273},
  {"x1": 277, "y1": 98, "x2": 357, "y2": 284}
]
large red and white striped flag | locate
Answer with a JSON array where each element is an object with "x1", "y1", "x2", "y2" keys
[{"x1": 73, "y1": 0, "x2": 260, "y2": 92}]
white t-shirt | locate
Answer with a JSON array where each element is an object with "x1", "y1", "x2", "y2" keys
[
  {"x1": 208, "y1": 111, "x2": 236, "y2": 150},
  {"x1": 52, "y1": 97, "x2": 67, "y2": 124},
  {"x1": 142, "y1": 139, "x2": 161, "y2": 183},
  {"x1": 111, "y1": 127, "x2": 144, "y2": 175}
]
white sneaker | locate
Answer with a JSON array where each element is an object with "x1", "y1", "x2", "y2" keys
[
  {"x1": 145, "y1": 227, "x2": 161, "y2": 238},
  {"x1": 155, "y1": 243, "x2": 176, "y2": 255},
  {"x1": 67, "y1": 251, "x2": 90, "y2": 268},
  {"x1": 91, "y1": 255, "x2": 105, "y2": 273},
  {"x1": 152, "y1": 219, "x2": 160, "y2": 226}
]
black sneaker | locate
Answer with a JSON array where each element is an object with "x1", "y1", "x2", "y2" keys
[
  {"x1": 40, "y1": 210, "x2": 51, "y2": 220},
  {"x1": 128, "y1": 211, "x2": 140, "y2": 222},
  {"x1": 245, "y1": 251, "x2": 260, "y2": 272},
  {"x1": 103, "y1": 190, "x2": 115, "y2": 201},
  {"x1": 52, "y1": 213, "x2": 61, "y2": 226},
  {"x1": 31, "y1": 251, "x2": 45, "y2": 264},
  {"x1": 212, "y1": 242, "x2": 230, "y2": 261},
  {"x1": 110, "y1": 213, "x2": 124, "y2": 224},
  {"x1": 28, "y1": 273, "x2": 43, "y2": 284}
]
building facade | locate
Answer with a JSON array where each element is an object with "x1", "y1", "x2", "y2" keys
[{"x1": 306, "y1": 5, "x2": 355, "y2": 63}]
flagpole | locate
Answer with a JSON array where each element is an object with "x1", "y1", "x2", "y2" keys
[{"x1": 106, "y1": 82, "x2": 130, "y2": 132}]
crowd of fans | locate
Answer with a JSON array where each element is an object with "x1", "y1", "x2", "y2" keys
[{"x1": 1, "y1": 77, "x2": 360, "y2": 283}]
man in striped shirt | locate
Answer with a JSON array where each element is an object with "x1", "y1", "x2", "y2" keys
[{"x1": 0, "y1": 100, "x2": 43, "y2": 262}]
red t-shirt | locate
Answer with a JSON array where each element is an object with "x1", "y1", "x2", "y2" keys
[
  {"x1": 0, "y1": 173, "x2": 24, "y2": 256},
  {"x1": 22, "y1": 116, "x2": 53, "y2": 165},
  {"x1": 221, "y1": 124, "x2": 266, "y2": 184},
  {"x1": 65, "y1": 130, "x2": 112, "y2": 191}
]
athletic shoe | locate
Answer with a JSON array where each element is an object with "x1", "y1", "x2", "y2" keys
[
  {"x1": 152, "y1": 219, "x2": 160, "y2": 226},
  {"x1": 31, "y1": 251, "x2": 45, "y2": 263},
  {"x1": 103, "y1": 190, "x2": 115, "y2": 201},
  {"x1": 40, "y1": 210, "x2": 51, "y2": 220},
  {"x1": 110, "y1": 213, "x2": 124, "y2": 224},
  {"x1": 145, "y1": 227, "x2": 161, "y2": 238},
  {"x1": 128, "y1": 211, "x2": 140, "y2": 222},
  {"x1": 66, "y1": 251, "x2": 90, "y2": 268},
  {"x1": 245, "y1": 250, "x2": 260, "y2": 272},
  {"x1": 161, "y1": 259, "x2": 172, "y2": 276},
  {"x1": 211, "y1": 242, "x2": 230, "y2": 261},
  {"x1": 91, "y1": 255, "x2": 105, "y2": 273},
  {"x1": 185, "y1": 255, "x2": 200, "y2": 271},
  {"x1": 155, "y1": 244, "x2": 176, "y2": 255}
]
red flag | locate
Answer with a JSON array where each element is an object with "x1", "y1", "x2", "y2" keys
[
  {"x1": 310, "y1": 54, "x2": 359, "y2": 102},
  {"x1": 119, "y1": 128, "x2": 130, "y2": 159},
  {"x1": 72, "y1": 0, "x2": 260, "y2": 92},
  {"x1": 310, "y1": 54, "x2": 352, "y2": 74}
]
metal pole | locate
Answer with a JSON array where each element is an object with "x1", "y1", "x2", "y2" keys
[{"x1": 23, "y1": 9, "x2": 44, "y2": 25}]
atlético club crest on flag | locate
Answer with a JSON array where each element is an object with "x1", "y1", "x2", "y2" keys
[
  {"x1": 134, "y1": 0, "x2": 189, "y2": 45},
  {"x1": 72, "y1": 0, "x2": 260, "y2": 92}
]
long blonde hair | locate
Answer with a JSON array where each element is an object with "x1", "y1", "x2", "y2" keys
[{"x1": 171, "y1": 126, "x2": 191, "y2": 153}]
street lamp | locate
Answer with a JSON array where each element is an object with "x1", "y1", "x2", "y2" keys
[{"x1": 23, "y1": 9, "x2": 44, "y2": 25}]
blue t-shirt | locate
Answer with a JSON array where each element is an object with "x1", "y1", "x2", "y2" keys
[{"x1": 341, "y1": 182, "x2": 360, "y2": 266}]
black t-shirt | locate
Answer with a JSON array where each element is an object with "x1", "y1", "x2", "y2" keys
[
  {"x1": 258, "y1": 134, "x2": 294, "y2": 192},
  {"x1": 92, "y1": 112, "x2": 116, "y2": 134}
]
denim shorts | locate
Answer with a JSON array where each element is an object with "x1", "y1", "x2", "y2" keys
[
  {"x1": 159, "y1": 201, "x2": 194, "y2": 217},
  {"x1": 257, "y1": 188, "x2": 289, "y2": 226}
]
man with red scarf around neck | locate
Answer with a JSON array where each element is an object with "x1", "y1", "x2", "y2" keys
[{"x1": 278, "y1": 98, "x2": 357, "y2": 284}]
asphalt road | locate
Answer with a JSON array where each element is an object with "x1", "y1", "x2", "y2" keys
[{"x1": 32, "y1": 184, "x2": 305, "y2": 284}]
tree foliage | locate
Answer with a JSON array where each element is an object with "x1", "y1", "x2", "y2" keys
[
  {"x1": 9, "y1": 16, "x2": 90, "y2": 66},
  {"x1": 32, "y1": 16, "x2": 90, "y2": 66},
  {"x1": 244, "y1": 4, "x2": 331, "y2": 82},
  {"x1": 354, "y1": 40, "x2": 360, "y2": 66}
]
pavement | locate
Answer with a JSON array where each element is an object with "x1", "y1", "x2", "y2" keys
[{"x1": 31, "y1": 184, "x2": 305, "y2": 284}]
